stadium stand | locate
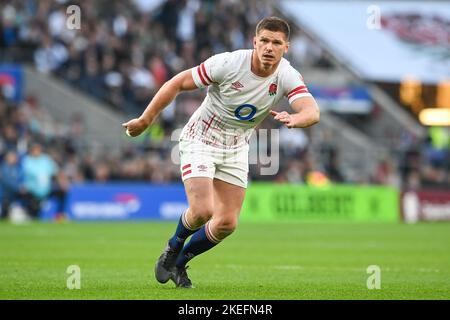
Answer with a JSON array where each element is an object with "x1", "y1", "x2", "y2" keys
[{"x1": 0, "y1": 0, "x2": 448, "y2": 220}]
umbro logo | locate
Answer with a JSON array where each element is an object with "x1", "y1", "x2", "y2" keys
[{"x1": 231, "y1": 81, "x2": 244, "y2": 91}]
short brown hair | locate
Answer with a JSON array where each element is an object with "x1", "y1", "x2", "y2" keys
[{"x1": 256, "y1": 16, "x2": 290, "y2": 40}]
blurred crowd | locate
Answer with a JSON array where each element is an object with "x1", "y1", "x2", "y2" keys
[
  {"x1": 0, "y1": 0, "x2": 328, "y2": 115},
  {"x1": 0, "y1": 0, "x2": 449, "y2": 219}
]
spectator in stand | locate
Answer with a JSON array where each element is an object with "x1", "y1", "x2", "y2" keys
[
  {"x1": 21, "y1": 142, "x2": 67, "y2": 219},
  {"x1": 374, "y1": 157, "x2": 401, "y2": 188},
  {"x1": 0, "y1": 150, "x2": 25, "y2": 219},
  {"x1": 33, "y1": 33, "x2": 69, "y2": 74}
]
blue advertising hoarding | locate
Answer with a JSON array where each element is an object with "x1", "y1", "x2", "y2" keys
[
  {"x1": 41, "y1": 183, "x2": 188, "y2": 221},
  {"x1": 308, "y1": 85, "x2": 373, "y2": 114},
  {"x1": 0, "y1": 64, "x2": 23, "y2": 102}
]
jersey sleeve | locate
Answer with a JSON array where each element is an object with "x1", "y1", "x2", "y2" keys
[
  {"x1": 191, "y1": 52, "x2": 231, "y2": 88},
  {"x1": 282, "y1": 66, "x2": 312, "y2": 104}
]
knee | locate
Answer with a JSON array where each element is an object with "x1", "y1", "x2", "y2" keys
[
  {"x1": 214, "y1": 217, "x2": 238, "y2": 238},
  {"x1": 189, "y1": 206, "x2": 214, "y2": 226}
]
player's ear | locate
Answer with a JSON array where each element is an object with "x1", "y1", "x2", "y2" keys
[
  {"x1": 284, "y1": 41, "x2": 290, "y2": 54},
  {"x1": 253, "y1": 36, "x2": 257, "y2": 48}
]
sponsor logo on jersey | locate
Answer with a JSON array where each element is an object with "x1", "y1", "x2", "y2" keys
[
  {"x1": 269, "y1": 83, "x2": 277, "y2": 96},
  {"x1": 235, "y1": 104, "x2": 257, "y2": 121},
  {"x1": 231, "y1": 81, "x2": 244, "y2": 91}
]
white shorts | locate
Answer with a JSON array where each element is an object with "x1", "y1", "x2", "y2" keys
[{"x1": 179, "y1": 139, "x2": 249, "y2": 188}]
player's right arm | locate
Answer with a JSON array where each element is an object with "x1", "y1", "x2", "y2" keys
[
  {"x1": 123, "y1": 52, "x2": 229, "y2": 137},
  {"x1": 122, "y1": 69, "x2": 198, "y2": 137}
]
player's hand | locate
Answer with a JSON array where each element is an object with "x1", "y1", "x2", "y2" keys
[
  {"x1": 121, "y1": 117, "x2": 150, "y2": 137},
  {"x1": 270, "y1": 110, "x2": 296, "y2": 129}
]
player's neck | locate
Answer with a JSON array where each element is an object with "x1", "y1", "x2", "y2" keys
[{"x1": 251, "y1": 51, "x2": 279, "y2": 78}]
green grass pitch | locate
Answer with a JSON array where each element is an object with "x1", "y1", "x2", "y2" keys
[{"x1": 0, "y1": 221, "x2": 449, "y2": 299}]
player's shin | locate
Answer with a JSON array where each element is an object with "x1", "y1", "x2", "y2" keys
[{"x1": 168, "y1": 209, "x2": 199, "y2": 251}]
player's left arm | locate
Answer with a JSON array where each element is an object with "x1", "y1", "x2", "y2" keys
[
  {"x1": 272, "y1": 67, "x2": 320, "y2": 129},
  {"x1": 271, "y1": 96, "x2": 320, "y2": 129}
]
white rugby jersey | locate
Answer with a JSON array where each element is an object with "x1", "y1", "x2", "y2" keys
[{"x1": 180, "y1": 49, "x2": 312, "y2": 149}]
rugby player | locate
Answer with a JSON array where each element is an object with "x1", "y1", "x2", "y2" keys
[{"x1": 122, "y1": 16, "x2": 320, "y2": 288}]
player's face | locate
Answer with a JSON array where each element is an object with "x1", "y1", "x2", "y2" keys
[{"x1": 253, "y1": 30, "x2": 289, "y2": 68}]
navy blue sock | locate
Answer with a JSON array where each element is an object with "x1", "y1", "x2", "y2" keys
[
  {"x1": 175, "y1": 222, "x2": 220, "y2": 268},
  {"x1": 168, "y1": 210, "x2": 199, "y2": 251}
]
